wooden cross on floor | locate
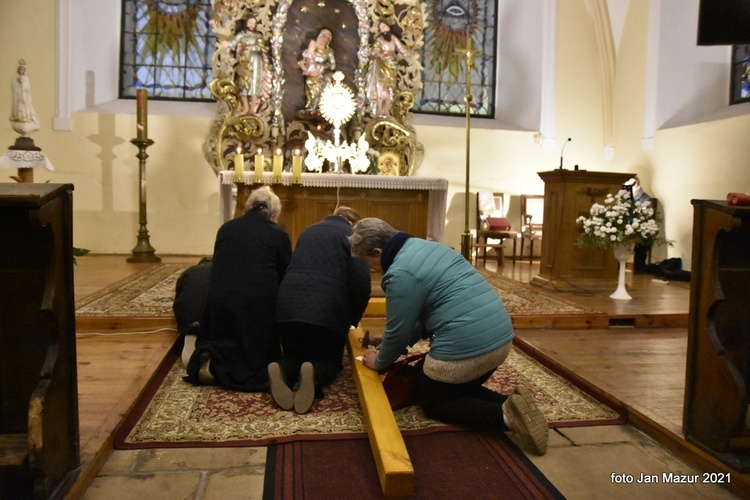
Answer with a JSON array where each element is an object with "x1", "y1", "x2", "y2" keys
[{"x1": 346, "y1": 328, "x2": 415, "y2": 497}]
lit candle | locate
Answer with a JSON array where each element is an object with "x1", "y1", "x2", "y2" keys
[
  {"x1": 292, "y1": 149, "x2": 302, "y2": 184},
  {"x1": 136, "y1": 89, "x2": 148, "y2": 140},
  {"x1": 234, "y1": 147, "x2": 244, "y2": 183},
  {"x1": 272, "y1": 148, "x2": 283, "y2": 184},
  {"x1": 254, "y1": 148, "x2": 264, "y2": 183}
]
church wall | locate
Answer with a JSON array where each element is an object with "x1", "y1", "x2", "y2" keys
[{"x1": 1, "y1": 0, "x2": 749, "y2": 266}]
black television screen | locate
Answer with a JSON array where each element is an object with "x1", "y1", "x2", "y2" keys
[{"x1": 697, "y1": 0, "x2": 750, "y2": 45}]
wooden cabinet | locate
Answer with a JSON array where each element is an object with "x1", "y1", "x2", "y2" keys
[
  {"x1": 0, "y1": 184, "x2": 80, "y2": 498},
  {"x1": 683, "y1": 200, "x2": 750, "y2": 471},
  {"x1": 531, "y1": 170, "x2": 634, "y2": 290}
]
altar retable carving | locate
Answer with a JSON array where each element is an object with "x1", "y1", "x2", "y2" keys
[{"x1": 204, "y1": 0, "x2": 426, "y2": 177}]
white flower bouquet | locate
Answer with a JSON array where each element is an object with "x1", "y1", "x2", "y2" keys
[{"x1": 575, "y1": 189, "x2": 662, "y2": 249}]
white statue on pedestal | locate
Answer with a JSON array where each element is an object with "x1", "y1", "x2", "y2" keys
[{"x1": 10, "y1": 59, "x2": 40, "y2": 137}]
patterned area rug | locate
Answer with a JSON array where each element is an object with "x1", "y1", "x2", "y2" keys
[
  {"x1": 76, "y1": 264, "x2": 189, "y2": 317},
  {"x1": 476, "y1": 268, "x2": 602, "y2": 316},
  {"x1": 76, "y1": 264, "x2": 601, "y2": 318},
  {"x1": 115, "y1": 344, "x2": 624, "y2": 449}
]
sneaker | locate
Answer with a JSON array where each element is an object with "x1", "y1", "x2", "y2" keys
[
  {"x1": 294, "y1": 362, "x2": 315, "y2": 415},
  {"x1": 503, "y1": 387, "x2": 548, "y2": 455},
  {"x1": 268, "y1": 362, "x2": 294, "y2": 410}
]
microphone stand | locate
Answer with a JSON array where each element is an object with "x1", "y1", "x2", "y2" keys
[{"x1": 558, "y1": 137, "x2": 571, "y2": 170}]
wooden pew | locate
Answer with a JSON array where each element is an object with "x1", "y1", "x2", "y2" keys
[
  {"x1": 347, "y1": 328, "x2": 415, "y2": 497},
  {"x1": 0, "y1": 184, "x2": 80, "y2": 499}
]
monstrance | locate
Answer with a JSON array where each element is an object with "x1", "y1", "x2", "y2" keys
[{"x1": 305, "y1": 71, "x2": 370, "y2": 174}]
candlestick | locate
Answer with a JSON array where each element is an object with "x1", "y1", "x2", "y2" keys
[
  {"x1": 136, "y1": 89, "x2": 148, "y2": 140},
  {"x1": 292, "y1": 149, "x2": 302, "y2": 184},
  {"x1": 254, "y1": 148, "x2": 264, "y2": 183},
  {"x1": 127, "y1": 138, "x2": 160, "y2": 263},
  {"x1": 234, "y1": 147, "x2": 244, "y2": 183},
  {"x1": 272, "y1": 148, "x2": 283, "y2": 184}
]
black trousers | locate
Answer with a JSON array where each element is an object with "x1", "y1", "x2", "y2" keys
[
  {"x1": 277, "y1": 322, "x2": 347, "y2": 397},
  {"x1": 416, "y1": 369, "x2": 509, "y2": 429}
]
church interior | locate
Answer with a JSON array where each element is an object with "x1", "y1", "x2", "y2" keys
[{"x1": 2, "y1": 0, "x2": 750, "y2": 498}]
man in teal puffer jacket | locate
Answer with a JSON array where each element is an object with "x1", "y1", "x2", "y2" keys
[{"x1": 351, "y1": 217, "x2": 549, "y2": 455}]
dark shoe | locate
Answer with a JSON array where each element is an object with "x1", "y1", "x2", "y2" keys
[
  {"x1": 294, "y1": 362, "x2": 315, "y2": 414},
  {"x1": 504, "y1": 386, "x2": 548, "y2": 455},
  {"x1": 268, "y1": 362, "x2": 294, "y2": 410},
  {"x1": 198, "y1": 353, "x2": 215, "y2": 385}
]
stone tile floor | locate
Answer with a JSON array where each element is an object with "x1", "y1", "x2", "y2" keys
[{"x1": 82, "y1": 425, "x2": 738, "y2": 499}]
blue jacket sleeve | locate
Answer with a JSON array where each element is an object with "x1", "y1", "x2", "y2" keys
[{"x1": 375, "y1": 270, "x2": 426, "y2": 371}]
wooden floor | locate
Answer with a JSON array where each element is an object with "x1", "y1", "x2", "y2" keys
[{"x1": 64, "y1": 254, "x2": 750, "y2": 498}]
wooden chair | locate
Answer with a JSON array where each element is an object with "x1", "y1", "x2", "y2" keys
[
  {"x1": 518, "y1": 194, "x2": 544, "y2": 264},
  {"x1": 473, "y1": 191, "x2": 517, "y2": 266}
]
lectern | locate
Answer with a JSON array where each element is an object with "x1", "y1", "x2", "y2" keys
[{"x1": 531, "y1": 170, "x2": 634, "y2": 290}]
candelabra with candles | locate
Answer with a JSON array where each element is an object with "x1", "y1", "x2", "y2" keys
[{"x1": 127, "y1": 89, "x2": 160, "y2": 263}]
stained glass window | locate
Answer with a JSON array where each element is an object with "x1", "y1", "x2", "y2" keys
[
  {"x1": 730, "y1": 45, "x2": 750, "y2": 105},
  {"x1": 415, "y1": 0, "x2": 497, "y2": 117},
  {"x1": 120, "y1": 0, "x2": 216, "y2": 101}
]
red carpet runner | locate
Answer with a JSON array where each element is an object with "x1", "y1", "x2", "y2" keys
[{"x1": 264, "y1": 430, "x2": 563, "y2": 499}]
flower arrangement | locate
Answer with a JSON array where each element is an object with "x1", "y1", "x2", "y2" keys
[{"x1": 575, "y1": 189, "x2": 661, "y2": 249}]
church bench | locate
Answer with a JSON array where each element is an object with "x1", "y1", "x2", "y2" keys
[
  {"x1": 0, "y1": 184, "x2": 80, "y2": 499},
  {"x1": 347, "y1": 328, "x2": 415, "y2": 497}
]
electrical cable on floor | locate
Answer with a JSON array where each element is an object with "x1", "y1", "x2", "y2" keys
[{"x1": 76, "y1": 327, "x2": 179, "y2": 337}]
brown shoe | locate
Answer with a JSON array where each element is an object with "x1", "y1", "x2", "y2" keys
[
  {"x1": 294, "y1": 362, "x2": 315, "y2": 414},
  {"x1": 503, "y1": 386, "x2": 548, "y2": 455},
  {"x1": 268, "y1": 362, "x2": 294, "y2": 410}
]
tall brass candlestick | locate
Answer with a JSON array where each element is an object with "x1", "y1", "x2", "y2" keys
[
  {"x1": 458, "y1": 33, "x2": 481, "y2": 262},
  {"x1": 127, "y1": 137, "x2": 161, "y2": 263}
]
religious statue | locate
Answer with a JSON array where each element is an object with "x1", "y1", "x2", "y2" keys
[
  {"x1": 232, "y1": 17, "x2": 267, "y2": 115},
  {"x1": 10, "y1": 59, "x2": 40, "y2": 137},
  {"x1": 298, "y1": 29, "x2": 336, "y2": 110},
  {"x1": 365, "y1": 22, "x2": 408, "y2": 118}
]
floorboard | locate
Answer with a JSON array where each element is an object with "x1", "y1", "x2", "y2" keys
[{"x1": 62, "y1": 254, "x2": 750, "y2": 498}]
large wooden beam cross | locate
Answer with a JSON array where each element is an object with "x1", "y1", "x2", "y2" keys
[{"x1": 347, "y1": 328, "x2": 415, "y2": 497}]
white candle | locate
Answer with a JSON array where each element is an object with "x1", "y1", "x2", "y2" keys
[
  {"x1": 272, "y1": 148, "x2": 283, "y2": 184},
  {"x1": 292, "y1": 149, "x2": 302, "y2": 184},
  {"x1": 234, "y1": 147, "x2": 244, "y2": 183},
  {"x1": 254, "y1": 148, "x2": 264, "y2": 183}
]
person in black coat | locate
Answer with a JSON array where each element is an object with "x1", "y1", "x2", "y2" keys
[
  {"x1": 269, "y1": 206, "x2": 371, "y2": 413},
  {"x1": 172, "y1": 257, "x2": 212, "y2": 366},
  {"x1": 186, "y1": 186, "x2": 292, "y2": 392},
  {"x1": 626, "y1": 177, "x2": 654, "y2": 273}
]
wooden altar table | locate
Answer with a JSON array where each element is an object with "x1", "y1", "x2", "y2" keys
[{"x1": 218, "y1": 172, "x2": 448, "y2": 246}]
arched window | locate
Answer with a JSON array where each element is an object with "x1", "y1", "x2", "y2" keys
[{"x1": 120, "y1": 0, "x2": 217, "y2": 101}]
